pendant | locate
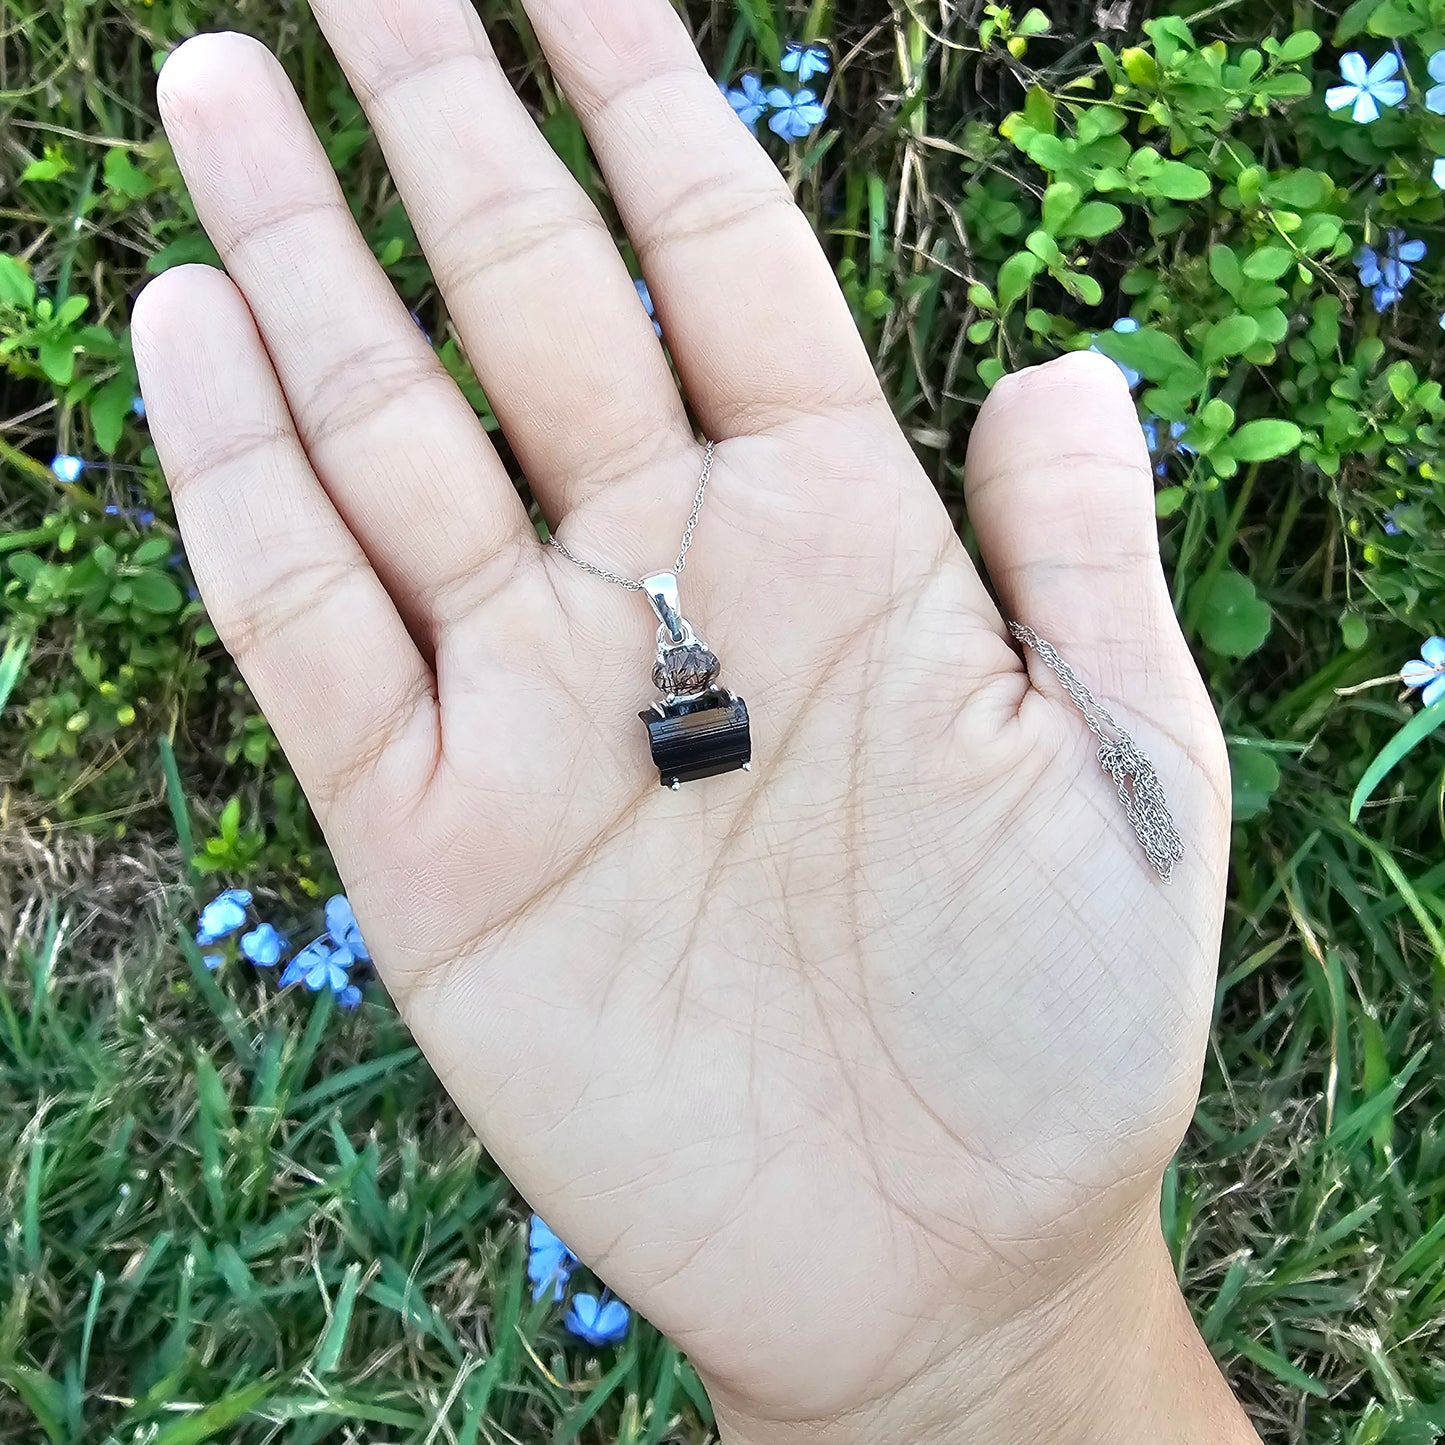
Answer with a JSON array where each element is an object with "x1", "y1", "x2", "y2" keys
[{"x1": 637, "y1": 572, "x2": 752, "y2": 790}]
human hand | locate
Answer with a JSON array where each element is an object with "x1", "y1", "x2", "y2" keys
[{"x1": 134, "y1": 3, "x2": 1251, "y2": 1441}]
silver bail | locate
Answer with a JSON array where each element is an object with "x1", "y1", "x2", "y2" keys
[{"x1": 642, "y1": 571, "x2": 686, "y2": 645}]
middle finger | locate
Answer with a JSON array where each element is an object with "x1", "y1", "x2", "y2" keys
[{"x1": 309, "y1": 0, "x2": 700, "y2": 536}]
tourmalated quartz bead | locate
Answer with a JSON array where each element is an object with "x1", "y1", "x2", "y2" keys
[{"x1": 652, "y1": 642, "x2": 721, "y2": 697}]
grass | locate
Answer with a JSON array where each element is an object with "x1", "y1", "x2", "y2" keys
[{"x1": 3, "y1": 0, "x2": 1445, "y2": 1442}]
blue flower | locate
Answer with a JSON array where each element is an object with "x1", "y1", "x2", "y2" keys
[
  {"x1": 1434, "y1": 158, "x2": 1445, "y2": 190},
  {"x1": 564, "y1": 1292, "x2": 630, "y2": 1347},
  {"x1": 279, "y1": 895, "x2": 370, "y2": 1001},
  {"x1": 51, "y1": 453, "x2": 85, "y2": 483},
  {"x1": 635, "y1": 278, "x2": 662, "y2": 338},
  {"x1": 724, "y1": 73, "x2": 768, "y2": 128},
  {"x1": 766, "y1": 86, "x2": 827, "y2": 141},
  {"x1": 324, "y1": 895, "x2": 370, "y2": 964},
  {"x1": 781, "y1": 41, "x2": 831, "y2": 85},
  {"x1": 104, "y1": 502, "x2": 156, "y2": 527},
  {"x1": 202, "y1": 952, "x2": 224, "y2": 971},
  {"x1": 1357, "y1": 230, "x2": 1425, "y2": 311},
  {"x1": 527, "y1": 1215, "x2": 579, "y2": 1302},
  {"x1": 1427, "y1": 50, "x2": 1445, "y2": 114},
  {"x1": 1141, "y1": 417, "x2": 1192, "y2": 476},
  {"x1": 280, "y1": 937, "x2": 353, "y2": 995},
  {"x1": 196, "y1": 888, "x2": 252, "y2": 946},
  {"x1": 1382, "y1": 505, "x2": 1404, "y2": 536},
  {"x1": 1326, "y1": 52, "x2": 1406, "y2": 123},
  {"x1": 1090, "y1": 317, "x2": 1142, "y2": 389},
  {"x1": 130, "y1": 395, "x2": 147, "y2": 419},
  {"x1": 1402, "y1": 637, "x2": 1445, "y2": 707},
  {"x1": 240, "y1": 922, "x2": 286, "y2": 967}
]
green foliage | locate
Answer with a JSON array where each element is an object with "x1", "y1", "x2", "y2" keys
[
  {"x1": 0, "y1": 920, "x2": 709, "y2": 1444},
  {"x1": 3, "y1": 518, "x2": 206, "y2": 813},
  {"x1": 3, "y1": 1, "x2": 1445, "y2": 1442},
  {"x1": 192, "y1": 797, "x2": 265, "y2": 875}
]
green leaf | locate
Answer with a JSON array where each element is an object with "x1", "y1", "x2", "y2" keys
[
  {"x1": 1121, "y1": 47, "x2": 1158, "y2": 85},
  {"x1": 1229, "y1": 744, "x2": 1281, "y2": 822},
  {"x1": 1230, "y1": 418, "x2": 1303, "y2": 462},
  {"x1": 1274, "y1": 30, "x2": 1321, "y2": 61},
  {"x1": 1229, "y1": 1336, "x2": 1328, "y2": 1398},
  {"x1": 1365, "y1": 0, "x2": 1420, "y2": 37},
  {"x1": 90, "y1": 375, "x2": 133, "y2": 455},
  {"x1": 1197, "y1": 571, "x2": 1272, "y2": 658},
  {"x1": 20, "y1": 156, "x2": 68, "y2": 182},
  {"x1": 996, "y1": 251, "x2": 1043, "y2": 311},
  {"x1": 131, "y1": 537, "x2": 172, "y2": 567},
  {"x1": 1151, "y1": 161, "x2": 1211, "y2": 200},
  {"x1": 1242, "y1": 246, "x2": 1294, "y2": 281},
  {"x1": 1263, "y1": 169, "x2": 1329, "y2": 209},
  {"x1": 1259, "y1": 72, "x2": 1313, "y2": 98},
  {"x1": 1061, "y1": 201, "x2": 1124, "y2": 240},
  {"x1": 1334, "y1": 0, "x2": 1382, "y2": 38},
  {"x1": 0, "y1": 255, "x2": 36, "y2": 309},
  {"x1": 103, "y1": 147, "x2": 156, "y2": 200},
  {"x1": 1208, "y1": 244, "x2": 1243, "y2": 296},
  {"x1": 150, "y1": 1380, "x2": 275, "y2": 1445},
  {"x1": 219, "y1": 796, "x2": 241, "y2": 840},
  {"x1": 1155, "y1": 486, "x2": 1186, "y2": 518},
  {"x1": 1202, "y1": 314, "x2": 1259, "y2": 366},
  {"x1": 1023, "y1": 230, "x2": 1063, "y2": 266},
  {"x1": 0, "y1": 630, "x2": 31, "y2": 714},
  {"x1": 733, "y1": 0, "x2": 781, "y2": 63},
  {"x1": 0, "y1": 1361, "x2": 67, "y2": 1444},
  {"x1": 129, "y1": 572, "x2": 185, "y2": 614},
  {"x1": 1095, "y1": 325, "x2": 1202, "y2": 387},
  {"x1": 554, "y1": 1357, "x2": 633, "y2": 1445},
  {"x1": 38, "y1": 336, "x2": 76, "y2": 386},
  {"x1": 1350, "y1": 699, "x2": 1445, "y2": 822},
  {"x1": 1040, "y1": 182, "x2": 1080, "y2": 235},
  {"x1": 315, "y1": 1264, "x2": 362, "y2": 1374}
]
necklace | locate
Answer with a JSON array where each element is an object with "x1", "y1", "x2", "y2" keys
[
  {"x1": 1008, "y1": 623, "x2": 1184, "y2": 882},
  {"x1": 548, "y1": 441, "x2": 753, "y2": 791},
  {"x1": 547, "y1": 447, "x2": 1181, "y2": 879}
]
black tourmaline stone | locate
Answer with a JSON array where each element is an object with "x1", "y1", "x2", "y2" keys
[
  {"x1": 652, "y1": 642, "x2": 721, "y2": 697},
  {"x1": 640, "y1": 691, "x2": 752, "y2": 787}
]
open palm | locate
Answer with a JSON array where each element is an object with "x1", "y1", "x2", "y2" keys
[{"x1": 135, "y1": 0, "x2": 1230, "y2": 1434}]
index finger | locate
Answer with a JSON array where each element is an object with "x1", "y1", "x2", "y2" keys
[{"x1": 521, "y1": 0, "x2": 887, "y2": 438}]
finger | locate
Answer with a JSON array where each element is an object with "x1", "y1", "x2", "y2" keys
[
  {"x1": 964, "y1": 353, "x2": 1214, "y2": 744},
  {"x1": 155, "y1": 33, "x2": 533, "y2": 638},
  {"x1": 133, "y1": 265, "x2": 440, "y2": 826},
  {"x1": 519, "y1": 0, "x2": 887, "y2": 439},
  {"x1": 308, "y1": 0, "x2": 697, "y2": 525}
]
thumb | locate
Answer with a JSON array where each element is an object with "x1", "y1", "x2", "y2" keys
[{"x1": 963, "y1": 351, "x2": 1228, "y2": 813}]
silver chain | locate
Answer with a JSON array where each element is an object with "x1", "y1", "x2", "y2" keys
[
  {"x1": 1009, "y1": 622, "x2": 1184, "y2": 883},
  {"x1": 548, "y1": 442, "x2": 715, "y2": 591}
]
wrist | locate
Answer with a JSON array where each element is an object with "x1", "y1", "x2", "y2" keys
[{"x1": 711, "y1": 1211, "x2": 1262, "y2": 1445}]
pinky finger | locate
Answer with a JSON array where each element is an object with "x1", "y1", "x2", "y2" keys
[{"x1": 133, "y1": 265, "x2": 440, "y2": 828}]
